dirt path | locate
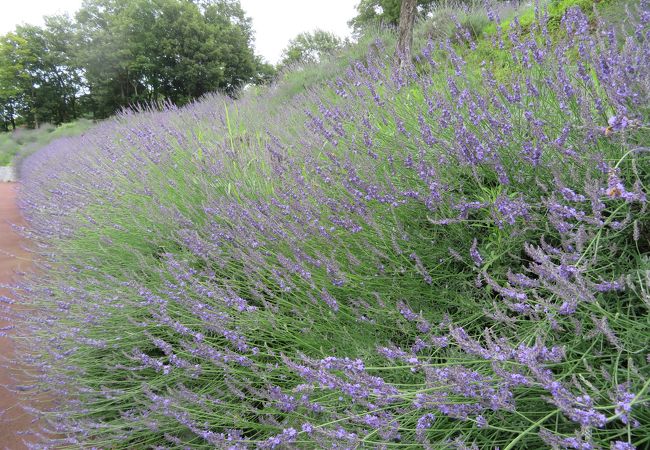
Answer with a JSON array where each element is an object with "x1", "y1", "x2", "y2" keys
[{"x1": 0, "y1": 182, "x2": 34, "y2": 449}]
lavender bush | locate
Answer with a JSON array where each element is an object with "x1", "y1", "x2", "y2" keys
[{"x1": 6, "y1": 1, "x2": 650, "y2": 448}]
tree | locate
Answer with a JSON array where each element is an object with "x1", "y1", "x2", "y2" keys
[
  {"x1": 75, "y1": 0, "x2": 262, "y2": 116},
  {"x1": 0, "y1": 33, "x2": 29, "y2": 130},
  {"x1": 395, "y1": 0, "x2": 416, "y2": 67},
  {"x1": 201, "y1": 0, "x2": 258, "y2": 93},
  {"x1": 0, "y1": 19, "x2": 81, "y2": 129},
  {"x1": 279, "y1": 30, "x2": 343, "y2": 67},
  {"x1": 0, "y1": 0, "x2": 270, "y2": 124},
  {"x1": 251, "y1": 55, "x2": 276, "y2": 85},
  {"x1": 348, "y1": 0, "x2": 437, "y2": 35}
]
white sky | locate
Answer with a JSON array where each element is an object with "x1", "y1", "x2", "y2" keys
[{"x1": 0, "y1": 0, "x2": 357, "y2": 64}]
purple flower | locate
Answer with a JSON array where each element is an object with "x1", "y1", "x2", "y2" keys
[
  {"x1": 613, "y1": 384, "x2": 636, "y2": 425},
  {"x1": 377, "y1": 345, "x2": 418, "y2": 365},
  {"x1": 256, "y1": 427, "x2": 297, "y2": 449},
  {"x1": 410, "y1": 252, "x2": 433, "y2": 285},
  {"x1": 607, "y1": 115, "x2": 630, "y2": 131},
  {"x1": 415, "y1": 413, "x2": 435, "y2": 441},
  {"x1": 539, "y1": 429, "x2": 595, "y2": 449},
  {"x1": 493, "y1": 194, "x2": 530, "y2": 228},
  {"x1": 560, "y1": 187, "x2": 586, "y2": 202},
  {"x1": 606, "y1": 168, "x2": 646, "y2": 203},
  {"x1": 397, "y1": 300, "x2": 419, "y2": 321},
  {"x1": 594, "y1": 279, "x2": 625, "y2": 292},
  {"x1": 470, "y1": 238, "x2": 483, "y2": 266},
  {"x1": 429, "y1": 335, "x2": 449, "y2": 348},
  {"x1": 320, "y1": 288, "x2": 339, "y2": 312}
]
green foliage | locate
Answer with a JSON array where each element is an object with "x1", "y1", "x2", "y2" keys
[
  {"x1": 0, "y1": 34, "x2": 27, "y2": 131},
  {"x1": 444, "y1": 0, "x2": 628, "y2": 83},
  {"x1": 0, "y1": 119, "x2": 93, "y2": 166},
  {"x1": 250, "y1": 56, "x2": 277, "y2": 85},
  {"x1": 483, "y1": 0, "x2": 619, "y2": 34},
  {"x1": 349, "y1": 0, "x2": 439, "y2": 34},
  {"x1": 0, "y1": 17, "x2": 83, "y2": 129},
  {"x1": 75, "y1": 0, "x2": 261, "y2": 115},
  {"x1": 0, "y1": 0, "x2": 271, "y2": 125},
  {"x1": 279, "y1": 29, "x2": 344, "y2": 67},
  {"x1": 268, "y1": 1, "x2": 519, "y2": 107}
]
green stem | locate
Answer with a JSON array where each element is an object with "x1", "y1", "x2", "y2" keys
[{"x1": 503, "y1": 409, "x2": 558, "y2": 450}]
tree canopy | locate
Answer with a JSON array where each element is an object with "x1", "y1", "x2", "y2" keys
[
  {"x1": 0, "y1": 17, "x2": 82, "y2": 129},
  {"x1": 348, "y1": 0, "x2": 438, "y2": 34},
  {"x1": 0, "y1": 0, "x2": 273, "y2": 128},
  {"x1": 279, "y1": 29, "x2": 343, "y2": 67}
]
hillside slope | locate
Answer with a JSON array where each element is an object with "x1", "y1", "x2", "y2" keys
[{"x1": 10, "y1": 1, "x2": 650, "y2": 448}]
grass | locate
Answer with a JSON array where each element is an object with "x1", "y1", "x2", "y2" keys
[{"x1": 0, "y1": 119, "x2": 94, "y2": 167}]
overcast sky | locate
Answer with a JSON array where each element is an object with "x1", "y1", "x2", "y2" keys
[{"x1": 0, "y1": 0, "x2": 357, "y2": 64}]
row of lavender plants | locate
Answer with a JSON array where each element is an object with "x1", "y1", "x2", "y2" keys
[{"x1": 7, "y1": 1, "x2": 649, "y2": 448}]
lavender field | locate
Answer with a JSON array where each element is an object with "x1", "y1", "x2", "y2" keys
[{"x1": 7, "y1": 1, "x2": 650, "y2": 448}]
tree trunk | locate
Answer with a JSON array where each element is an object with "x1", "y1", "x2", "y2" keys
[
  {"x1": 8, "y1": 102, "x2": 16, "y2": 130},
  {"x1": 396, "y1": 0, "x2": 417, "y2": 68},
  {"x1": 71, "y1": 95, "x2": 77, "y2": 120}
]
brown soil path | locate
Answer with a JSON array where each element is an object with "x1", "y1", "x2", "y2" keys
[{"x1": 0, "y1": 183, "x2": 34, "y2": 449}]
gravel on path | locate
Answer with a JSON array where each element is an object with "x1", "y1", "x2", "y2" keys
[{"x1": 0, "y1": 167, "x2": 16, "y2": 183}]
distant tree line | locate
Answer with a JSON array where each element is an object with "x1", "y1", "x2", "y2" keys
[
  {"x1": 0, "y1": 0, "x2": 275, "y2": 130},
  {"x1": 0, "y1": 0, "x2": 488, "y2": 131}
]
